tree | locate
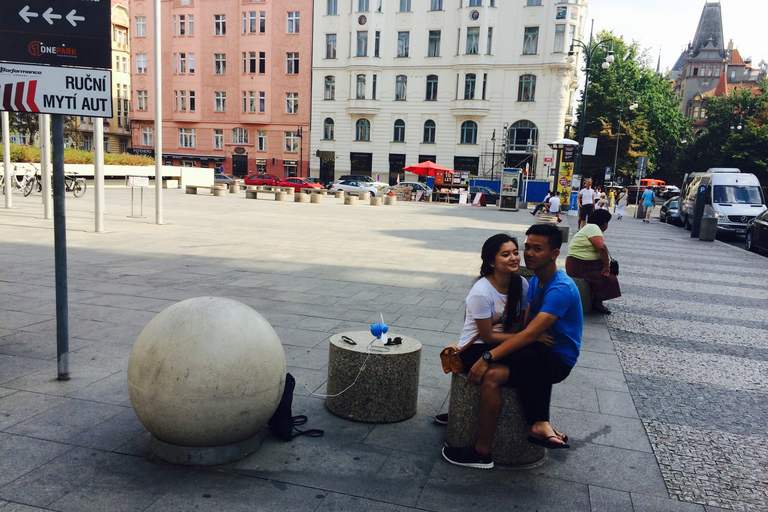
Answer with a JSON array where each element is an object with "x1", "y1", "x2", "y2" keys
[{"x1": 571, "y1": 31, "x2": 690, "y2": 186}]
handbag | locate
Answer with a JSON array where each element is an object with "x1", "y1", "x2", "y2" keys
[
  {"x1": 440, "y1": 333, "x2": 480, "y2": 374},
  {"x1": 268, "y1": 373, "x2": 324, "y2": 441},
  {"x1": 607, "y1": 249, "x2": 619, "y2": 276}
]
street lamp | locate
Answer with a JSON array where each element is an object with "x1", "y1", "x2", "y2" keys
[
  {"x1": 297, "y1": 126, "x2": 303, "y2": 177},
  {"x1": 568, "y1": 20, "x2": 614, "y2": 183},
  {"x1": 611, "y1": 83, "x2": 638, "y2": 187},
  {"x1": 490, "y1": 129, "x2": 496, "y2": 180}
]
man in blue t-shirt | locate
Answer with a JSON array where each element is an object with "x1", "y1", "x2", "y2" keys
[
  {"x1": 641, "y1": 185, "x2": 656, "y2": 223},
  {"x1": 442, "y1": 224, "x2": 583, "y2": 469}
]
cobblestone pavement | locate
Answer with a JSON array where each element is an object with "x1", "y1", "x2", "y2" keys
[{"x1": 602, "y1": 213, "x2": 768, "y2": 511}]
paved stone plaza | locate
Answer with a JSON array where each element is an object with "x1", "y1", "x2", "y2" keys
[{"x1": 1, "y1": 187, "x2": 766, "y2": 511}]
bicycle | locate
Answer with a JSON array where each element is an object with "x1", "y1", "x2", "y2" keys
[
  {"x1": 1, "y1": 166, "x2": 37, "y2": 196},
  {"x1": 64, "y1": 172, "x2": 87, "y2": 198}
]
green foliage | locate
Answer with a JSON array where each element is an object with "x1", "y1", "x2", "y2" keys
[
  {"x1": 0, "y1": 144, "x2": 154, "y2": 166},
  {"x1": 676, "y1": 80, "x2": 768, "y2": 188},
  {"x1": 572, "y1": 31, "x2": 690, "y2": 185}
]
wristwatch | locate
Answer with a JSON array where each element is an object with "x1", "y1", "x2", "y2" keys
[{"x1": 482, "y1": 351, "x2": 493, "y2": 364}]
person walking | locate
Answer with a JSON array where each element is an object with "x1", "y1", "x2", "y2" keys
[
  {"x1": 616, "y1": 188, "x2": 628, "y2": 219},
  {"x1": 641, "y1": 185, "x2": 656, "y2": 223}
]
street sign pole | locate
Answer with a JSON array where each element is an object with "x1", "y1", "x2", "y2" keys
[
  {"x1": 52, "y1": 114, "x2": 69, "y2": 380},
  {"x1": 2, "y1": 111, "x2": 10, "y2": 206}
]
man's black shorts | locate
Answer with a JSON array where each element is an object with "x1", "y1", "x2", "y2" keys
[{"x1": 579, "y1": 203, "x2": 594, "y2": 221}]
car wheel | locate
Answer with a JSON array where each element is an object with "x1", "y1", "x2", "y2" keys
[{"x1": 745, "y1": 230, "x2": 756, "y2": 252}]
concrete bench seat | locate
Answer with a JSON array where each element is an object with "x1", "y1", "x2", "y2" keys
[
  {"x1": 245, "y1": 189, "x2": 288, "y2": 201},
  {"x1": 534, "y1": 212, "x2": 570, "y2": 241},
  {"x1": 186, "y1": 185, "x2": 226, "y2": 196},
  {"x1": 445, "y1": 373, "x2": 545, "y2": 468}
]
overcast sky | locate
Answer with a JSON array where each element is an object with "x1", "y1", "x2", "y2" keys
[{"x1": 584, "y1": 0, "x2": 765, "y2": 72}]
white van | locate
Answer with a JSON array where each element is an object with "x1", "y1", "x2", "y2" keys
[{"x1": 679, "y1": 168, "x2": 766, "y2": 235}]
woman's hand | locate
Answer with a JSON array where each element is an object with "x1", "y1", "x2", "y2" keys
[
  {"x1": 536, "y1": 331, "x2": 555, "y2": 346},
  {"x1": 601, "y1": 266, "x2": 610, "y2": 277},
  {"x1": 467, "y1": 359, "x2": 489, "y2": 385}
]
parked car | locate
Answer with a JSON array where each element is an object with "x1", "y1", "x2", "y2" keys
[
  {"x1": 338, "y1": 175, "x2": 390, "y2": 188},
  {"x1": 278, "y1": 177, "x2": 324, "y2": 192},
  {"x1": 745, "y1": 209, "x2": 768, "y2": 254},
  {"x1": 304, "y1": 177, "x2": 322, "y2": 185},
  {"x1": 244, "y1": 173, "x2": 281, "y2": 186},
  {"x1": 214, "y1": 174, "x2": 239, "y2": 186},
  {"x1": 659, "y1": 196, "x2": 681, "y2": 225},
  {"x1": 660, "y1": 185, "x2": 681, "y2": 199},
  {"x1": 330, "y1": 180, "x2": 383, "y2": 197},
  {"x1": 398, "y1": 181, "x2": 432, "y2": 200},
  {"x1": 469, "y1": 186, "x2": 500, "y2": 205}
]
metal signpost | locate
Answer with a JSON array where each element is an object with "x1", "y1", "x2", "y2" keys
[
  {"x1": 1, "y1": 0, "x2": 112, "y2": 380},
  {"x1": 127, "y1": 176, "x2": 150, "y2": 218}
]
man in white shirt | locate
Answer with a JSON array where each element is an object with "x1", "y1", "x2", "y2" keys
[
  {"x1": 547, "y1": 194, "x2": 562, "y2": 223},
  {"x1": 577, "y1": 179, "x2": 595, "y2": 230}
]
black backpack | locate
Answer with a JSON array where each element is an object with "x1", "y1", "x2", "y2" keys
[{"x1": 267, "y1": 373, "x2": 324, "y2": 441}]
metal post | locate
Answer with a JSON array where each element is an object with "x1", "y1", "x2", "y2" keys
[
  {"x1": 40, "y1": 114, "x2": 52, "y2": 219},
  {"x1": 154, "y1": 0, "x2": 163, "y2": 224},
  {"x1": 298, "y1": 127, "x2": 303, "y2": 177},
  {"x1": 490, "y1": 129, "x2": 496, "y2": 180},
  {"x1": 94, "y1": 118, "x2": 104, "y2": 232},
  {"x1": 612, "y1": 95, "x2": 624, "y2": 188},
  {"x1": 52, "y1": 114, "x2": 70, "y2": 380},
  {"x1": 2, "y1": 111, "x2": 11, "y2": 206}
]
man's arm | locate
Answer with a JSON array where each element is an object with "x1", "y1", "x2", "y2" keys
[{"x1": 467, "y1": 312, "x2": 559, "y2": 384}]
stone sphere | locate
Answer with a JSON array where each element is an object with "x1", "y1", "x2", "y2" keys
[{"x1": 127, "y1": 297, "x2": 286, "y2": 447}]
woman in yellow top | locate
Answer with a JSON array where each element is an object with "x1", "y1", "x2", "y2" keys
[{"x1": 565, "y1": 209, "x2": 621, "y2": 314}]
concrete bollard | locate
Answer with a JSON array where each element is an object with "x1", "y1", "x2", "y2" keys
[
  {"x1": 310, "y1": 193, "x2": 323, "y2": 204},
  {"x1": 295, "y1": 193, "x2": 309, "y2": 203},
  {"x1": 213, "y1": 185, "x2": 227, "y2": 197},
  {"x1": 384, "y1": 195, "x2": 397, "y2": 206},
  {"x1": 370, "y1": 196, "x2": 382, "y2": 206},
  {"x1": 229, "y1": 184, "x2": 240, "y2": 193},
  {"x1": 275, "y1": 192, "x2": 287, "y2": 201},
  {"x1": 344, "y1": 194, "x2": 358, "y2": 205},
  {"x1": 335, "y1": 190, "x2": 344, "y2": 199},
  {"x1": 359, "y1": 191, "x2": 371, "y2": 201}
]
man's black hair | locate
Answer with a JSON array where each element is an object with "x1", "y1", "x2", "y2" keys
[{"x1": 525, "y1": 224, "x2": 562, "y2": 250}]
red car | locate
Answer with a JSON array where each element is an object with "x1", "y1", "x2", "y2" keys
[
  {"x1": 278, "y1": 178, "x2": 324, "y2": 192},
  {"x1": 244, "y1": 173, "x2": 281, "y2": 186}
]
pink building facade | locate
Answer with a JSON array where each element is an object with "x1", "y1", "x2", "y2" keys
[{"x1": 130, "y1": 0, "x2": 311, "y2": 177}]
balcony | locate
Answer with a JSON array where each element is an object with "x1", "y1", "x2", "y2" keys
[
  {"x1": 450, "y1": 99, "x2": 490, "y2": 117},
  {"x1": 345, "y1": 99, "x2": 380, "y2": 115}
]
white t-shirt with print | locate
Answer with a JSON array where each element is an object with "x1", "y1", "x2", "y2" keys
[{"x1": 457, "y1": 277, "x2": 529, "y2": 349}]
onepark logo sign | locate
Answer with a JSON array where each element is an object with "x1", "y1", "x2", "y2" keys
[{"x1": 28, "y1": 41, "x2": 78, "y2": 58}]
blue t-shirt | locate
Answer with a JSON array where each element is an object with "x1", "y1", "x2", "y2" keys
[
  {"x1": 642, "y1": 189, "x2": 655, "y2": 206},
  {"x1": 527, "y1": 269, "x2": 583, "y2": 367}
]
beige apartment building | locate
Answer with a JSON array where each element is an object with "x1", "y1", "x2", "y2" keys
[{"x1": 130, "y1": 0, "x2": 311, "y2": 177}]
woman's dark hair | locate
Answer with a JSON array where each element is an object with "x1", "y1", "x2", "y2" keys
[
  {"x1": 588, "y1": 209, "x2": 612, "y2": 225},
  {"x1": 479, "y1": 233, "x2": 523, "y2": 332}
]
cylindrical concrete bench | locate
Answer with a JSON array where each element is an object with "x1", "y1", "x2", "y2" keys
[
  {"x1": 445, "y1": 373, "x2": 546, "y2": 467},
  {"x1": 384, "y1": 195, "x2": 397, "y2": 205},
  {"x1": 275, "y1": 192, "x2": 287, "y2": 201},
  {"x1": 213, "y1": 185, "x2": 227, "y2": 197},
  {"x1": 229, "y1": 184, "x2": 240, "y2": 193},
  {"x1": 370, "y1": 196, "x2": 382, "y2": 206},
  {"x1": 295, "y1": 193, "x2": 309, "y2": 203},
  {"x1": 344, "y1": 194, "x2": 357, "y2": 205},
  {"x1": 326, "y1": 331, "x2": 421, "y2": 423},
  {"x1": 335, "y1": 190, "x2": 344, "y2": 199},
  {"x1": 310, "y1": 193, "x2": 323, "y2": 204},
  {"x1": 358, "y1": 191, "x2": 371, "y2": 201}
]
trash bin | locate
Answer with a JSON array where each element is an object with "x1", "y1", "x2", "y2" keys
[{"x1": 699, "y1": 205, "x2": 717, "y2": 241}]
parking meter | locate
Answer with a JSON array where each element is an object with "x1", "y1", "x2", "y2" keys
[{"x1": 690, "y1": 184, "x2": 708, "y2": 238}]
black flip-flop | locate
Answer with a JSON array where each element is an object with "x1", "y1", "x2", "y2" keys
[
  {"x1": 553, "y1": 431, "x2": 568, "y2": 444},
  {"x1": 527, "y1": 435, "x2": 570, "y2": 449}
]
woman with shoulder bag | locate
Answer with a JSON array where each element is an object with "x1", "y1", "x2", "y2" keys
[{"x1": 616, "y1": 188, "x2": 628, "y2": 219}]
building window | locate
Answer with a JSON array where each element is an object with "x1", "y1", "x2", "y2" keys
[
  {"x1": 357, "y1": 31, "x2": 368, "y2": 57},
  {"x1": 244, "y1": 91, "x2": 257, "y2": 112},
  {"x1": 372, "y1": 74, "x2": 377, "y2": 99},
  {"x1": 399, "y1": 0, "x2": 411, "y2": 12},
  {"x1": 214, "y1": 54, "x2": 226, "y2": 74},
  {"x1": 179, "y1": 128, "x2": 196, "y2": 148},
  {"x1": 393, "y1": 119, "x2": 405, "y2": 142},
  {"x1": 355, "y1": 119, "x2": 370, "y2": 141},
  {"x1": 466, "y1": 27, "x2": 479, "y2": 54},
  {"x1": 464, "y1": 74, "x2": 476, "y2": 100},
  {"x1": 259, "y1": 52, "x2": 266, "y2": 74},
  {"x1": 425, "y1": 75, "x2": 438, "y2": 101},
  {"x1": 327, "y1": 0, "x2": 338, "y2": 15},
  {"x1": 136, "y1": 17, "x2": 146, "y2": 37},
  {"x1": 114, "y1": 27, "x2": 127, "y2": 44},
  {"x1": 214, "y1": 14, "x2": 226, "y2": 36},
  {"x1": 324, "y1": 76, "x2": 335, "y2": 100},
  {"x1": 395, "y1": 75, "x2": 407, "y2": 100},
  {"x1": 286, "y1": 92, "x2": 298, "y2": 114},
  {"x1": 323, "y1": 118, "x2": 334, "y2": 140},
  {"x1": 258, "y1": 131, "x2": 267, "y2": 151},
  {"x1": 179, "y1": 53, "x2": 187, "y2": 73},
  {"x1": 244, "y1": 52, "x2": 257, "y2": 73},
  {"x1": 243, "y1": 11, "x2": 256, "y2": 34},
  {"x1": 430, "y1": 0, "x2": 443, "y2": 10},
  {"x1": 179, "y1": 90, "x2": 187, "y2": 111},
  {"x1": 233, "y1": 128, "x2": 248, "y2": 144},
  {"x1": 518, "y1": 74, "x2": 536, "y2": 101},
  {"x1": 214, "y1": 129, "x2": 224, "y2": 150},
  {"x1": 358, "y1": 0, "x2": 369, "y2": 12},
  {"x1": 487, "y1": 27, "x2": 493, "y2": 55},
  {"x1": 259, "y1": 91, "x2": 265, "y2": 112},
  {"x1": 356, "y1": 74, "x2": 366, "y2": 99},
  {"x1": 136, "y1": 54, "x2": 147, "y2": 74},
  {"x1": 285, "y1": 131, "x2": 299, "y2": 152},
  {"x1": 286, "y1": 53, "x2": 299, "y2": 74},
  {"x1": 326, "y1": 34, "x2": 337, "y2": 58},
  {"x1": 190, "y1": 90, "x2": 196, "y2": 111},
  {"x1": 508, "y1": 120, "x2": 538, "y2": 152},
  {"x1": 428, "y1": 30, "x2": 441, "y2": 57},
  {"x1": 469, "y1": 0, "x2": 482, "y2": 5},
  {"x1": 137, "y1": 90, "x2": 147, "y2": 110},
  {"x1": 214, "y1": 91, "x2": 226, "y2": 112},
  {"x1": 482, "y1": 73, "x2": 487, "y2": 100},
  {"x1": 554, "y1": 25, "x2": 565, "y2": 53},
  {"x1": 189, "y1": 53, "x2": 195, "y2": 74},
  {"x1": 179, "y1": 15, "x2": 189, "y2": 36},
  {"x1": 142, "y1": 126, "x2": 153, "y2": 146},
  {"x1": 523, "y1": 27, "x2": 539, "y2": 55},
  {"x1": 527, "y1": 0, "x2": 542, "y2": 5},
  {"x1": 397, "y1": 32, "x2": 410, "y2": 57},
  {"x1": 374, "y1": 31, "x2": 380, "y2": 57},
  {"x1": 461, "y1": 121, "x2": 477, "y2": 144},
  {"x1": 287, "y1": 12, "x2": 300, "y2": 33},
  {"x1": 423, "y1": 120, "x2": 436, "y2": 143}
]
